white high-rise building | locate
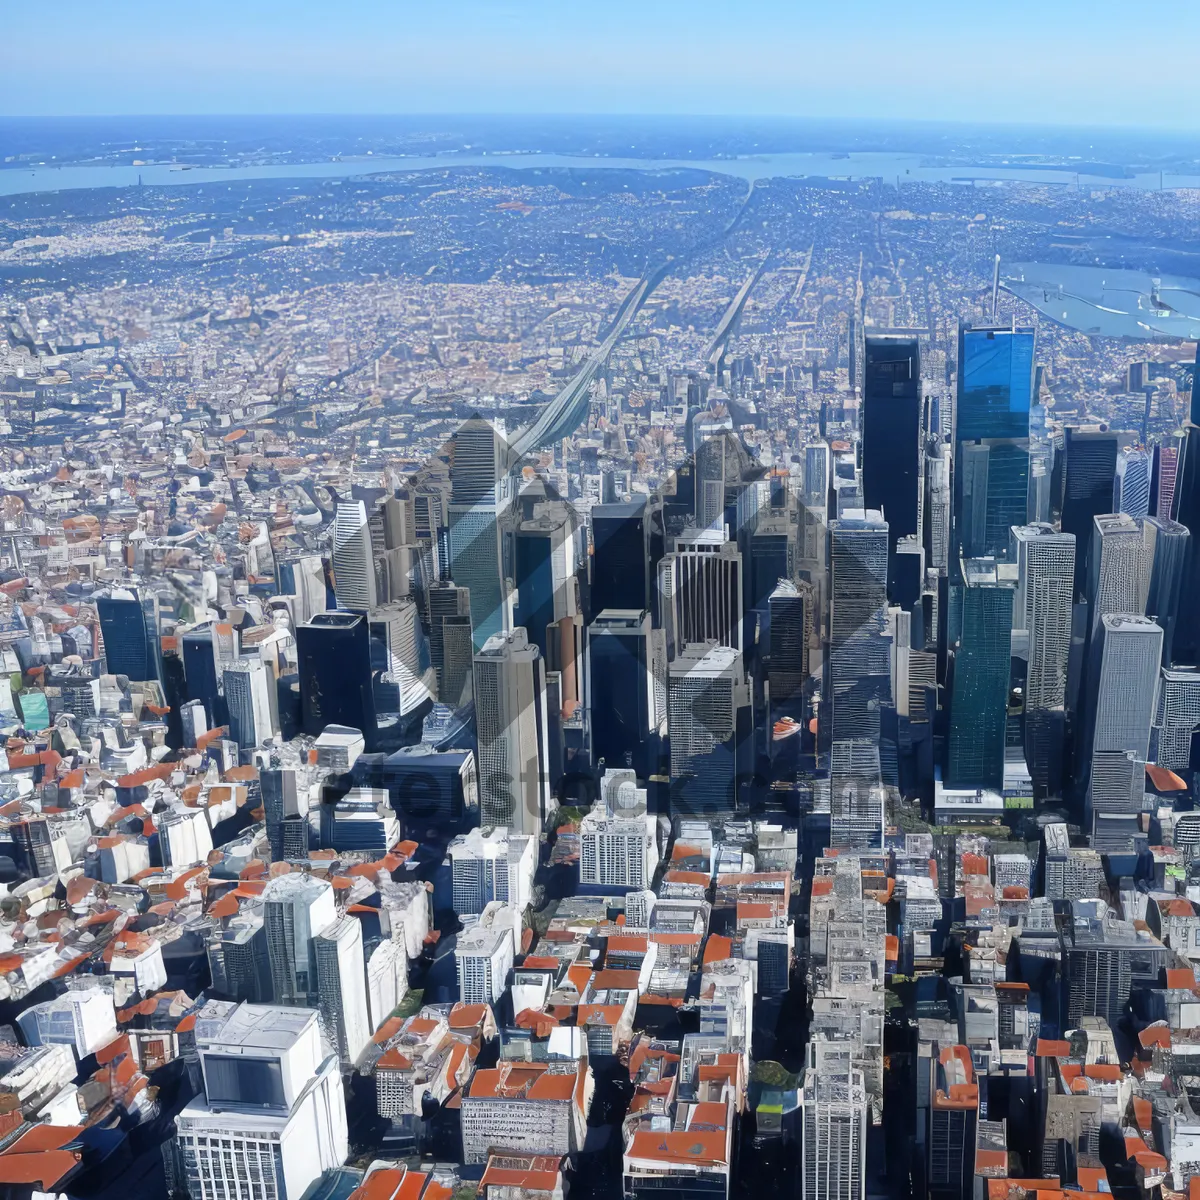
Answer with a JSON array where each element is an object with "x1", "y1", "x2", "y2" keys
[
  {"x1": 263, "y1": 874, "x2": 337, "y2": 1007},
  {"x1": 449, "y1": 826, "x2": 537, "y2": 916},
  {"x1": 456, "y1": 903, "x2": 519, "y2": 1006},
  {"x1": 223, "y1": 657, "x2": 275, "y2": 750},
  {"x1": 331, "y1": 500, "x2": 377, "y2": 612},
  {"x1": 371, "y1": 599, "x2": 435, "y2": 714},
  {"x1": 579, "y1": 769, "x2": 658, "y2": 889},
  {"x1": 175, "y1": 1002, "x2": 347, "y2": 1200},
  {"x1": 1155, "y1": 666, "x2": 1200, "y2": 770},
  {"x1": 313, "y1": 916, "x2": 371, "y2": 1067},
  {"x1": 799, "y1": 1045, "x2": 868, "y2": 1200},
  {"x1": 473, "y1": 628, "x2": 550, "y2": 834},
  {"x1": 1084, "y1": 614, "x2": 1162, "y2": 817},
  {"x1": 1115, "y1": 447, "x2": 1152, "y2": 519},
  {"x1": 1011, "y1": 524, "x2": 1075, "y2": 710},
  {"x1": 1088, "y1": 513, "x2": 1147, "y2": 637}
]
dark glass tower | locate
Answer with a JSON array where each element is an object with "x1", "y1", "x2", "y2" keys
[
  {"x1": 862, "y1": 335, "x2": 921, "y2": 596},
  {"x1": 97, "y1": 593, "x2": 162, "y2": 683},
  {"x1": 296, "y1": 611, "x2": 378, "y2": 744},
  {"x1": 590, "y1": 498, "x2": 663, "y2": 618},
  {"x1": 1060, "y1": 427, "x2": 1118, "y2": 595}
]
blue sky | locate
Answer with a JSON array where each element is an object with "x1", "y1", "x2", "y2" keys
[{"x1": 3, "y1": 0, "x2": 1195, "y2": 126}]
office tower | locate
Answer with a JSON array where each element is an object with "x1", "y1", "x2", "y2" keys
[
  {"x1": 97, "y1": 590, "x2": 161, "y2": 683},
  {"x1": 365, "y1": 745, "x2": 479, "y2": 829},
  {"x1": 668, "y1": 642, "x2": 748, "y2": 814},
  {"x1": 448, "y1": 827, "x2": 537, "y2": 915},
  {"x1": 927, "y1": 1047, "x2": 978, "y2": 1200},
  {"x1": 947, "y1": 561, "x2": 1015, "y2": 789},
  {"x1": 370, "y1": 599, "x2": 433, "y2": 715},
  {"x1": 296, "y1": 611, "x2": 377, "y2": 741},
  {"x1": 450, "y1": 418, "x2": 509, "y2": 652},
  {"x1": 695, "y1": 432, "x2": 731, "y2": 530},
  {"x1": 222, "y1": 658, "x2": 274, "y2": 750},
  {"x1": 925, "y1": 449, "x2": 952, "y2": 573},
  {"x1": 313, "y1": 917, "x2": 371, "y2": 1067},
  {"x1": 280, "y1": 554, "x2": 328, "y2": 625},
  {"x1": 1087, "y1": 513, "x2": 1146, "y2": 637},
  {"x1": 1080, "y1": 615, "x2": 1162, "y2": 818},
  {"x1": 957, "y1": 325, "x2": 1034, "y2": 441},
  {"x1": 1152, "y1": 440, "x2": 1181, "y2": 518},
  {"x1": 1012, "y1": 526, "x2": 1075, "y2": 798},
  {"x1": 862, "y1": 335, "x2": 921, "y2": 595},
  {"x1": 587, "y1": 608, "x2": 666, "y2": 775},
  {"x1": 1142, "y1": 516, "x2": 1189, "y2": 663},
  {"x1": 1115, "y1": 447, "x2": 1151, "y2": 518},
  {"x1": 427, "y1": 581, "x2": 473, "y2": 704},
  {"x1": 261, "y1": 765, "x2": 303, "y2": 862},
  {"x1": 804, "y1": 441, "x2": 830, "y2": 509},
  {"x1": 1155, "y1": 666, "x2": 1200, "y2": 770},
  {"x1": 827, "y1": 510, "x2": 891, "y2": 762},
  {"x1": 747, "y1": 516, "x2": 795, "y2": 616},
  {"x1": 457, "y1": 921, "x2": 517, "y2": 1006},
  {"x1": 514, "y1": 502, "x2": 580, "y2": 662},
  {"x1": 331, "y1": 500, "x2": 378, "y2": 612},
  {"x1": 957, "y1": 440, "x2": 1029, "y2": 559},
  {"x1": 208, "y1": 916, "x2": 272, "y2": 1005},
  {"x1": 1061, "y1": 427, "x2": 1119, "y2": 593},
  {"x1": 579, "y1": 768, "x2": 658, "y2": 889},
  {"x1": 954, "y1": 325, "x2": 1034, "y2": 562},
  {"x1": 1066, "y1": 916, "x2": 1172, "y2": 1028},
  {"x1": 181, "y1": 622, "x2": 224, "y2": 725},
  {"x1": 766, "y1": 579, "x2": 813, "y2": 709},
  {"x1": 799, "y1": 1052, "x2": 867, "y2": 1200},
  {"x1": 175, "y1": 1004, "x2": 348, "y2": 1200},
  {"x1": 263, "y1": 873, "x2": 336, "y2": 1007},
  {"x1": 1170, "y1": 420, "x2": 1200, "y2": 665},
  {"x1": 829, "y1": 778, "x2": 886, "y2": 851},
  {"x1": 591, "y1": 497, "x2": 663, "y2": 617},
  {"x1": 473, "y1": 628, "x2": 549, "y2": 834},
  {"x1": 658, "y1": 528, "x2": 744, "y2": 657},
  {"x1": 319, "y1": 787, "x2": 400, "y2": 852},
  {"x1": 180, "y1": 698, "x2": 207, "y2": 748}
]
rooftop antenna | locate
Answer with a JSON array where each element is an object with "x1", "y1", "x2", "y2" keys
[{"x1": 991, "y1": 254, "x2": 1002, "y2": 322}]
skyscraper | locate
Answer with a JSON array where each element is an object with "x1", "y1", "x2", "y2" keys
[
  {"x1": 947, "y1": 560, "x2": 1016, "y2": 789},
  {"x1": 449, "y1": 418, "x2": 509, "y2": 652},
  {"x1": 767, "y1": 579, "x2": 814, "y2": 710},
  {"x1": 1080, "y1": 614, "x2": 1162, "y2": 820},
  {"x1": 263, "y1": 873, "x2": 336, "y2": 1007},
  {"x1": 1154, "y1": 666, "x2": 1200, "y2": 770},
  {"x1": 1012, "y1": 525, "x2": 1075, "y2": 799},
  {"x1": 222, "y1": 657, "x2": 274, "y2": 751},
  {"x1": 1087, "y1": 513, "x2": 1146, "y2": 638},
  {"x1": 514, "y1": 502, "x2": 580, "y2": 662},
  {"x1": 587, "y1": 609, "x2": 666, "y2": 776},
  {"x1": 98, "y1": 590, "x2": 162, "y2": 683},
  {"x1": 313, "y1": 917, "x2": 371, "y2": 1067},
  {"x1": 331, "y1": 500, "x2": 378, "y2": 612},
  {"x1": 827, "y1": 510, "x2": 891, "y2": 763},
  {"x1": 668, "y1": 641, "x2": 748, "y2": 814},
  {"x1": 862, "y1": 335, "x2": 921, "y2": 595},
  {"x1": 591, "y1": 497, "x2": 663, "y2": 617},
  {"x1": 473, "y1": 628, "x2": 550, "y2": 834},
  {"x1": 658, "y1": 527, "x2": 744, "y2": 657},
  {"x1": 799, "y1": 1048, "x2": 868, "y2": 1200},
  {"x1": 296, "y1": 611, "x2": 377, "y2": 742},
  {"x1": 1142, "y1": 516, "x2": 1189, "y2": 664},
  {"x1": 1061, "y1": 427, "x2": 1119, "y2": 594},
  {"x1": 174, "y1": 1004, "x2": 348, "y2": 1200},
  {"x1": 953, "y1": 325, "x2": 1034, "y2": 563},
  {"x1": 1115, "y1": 446, "x2": 1152, "y2": 518}
]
